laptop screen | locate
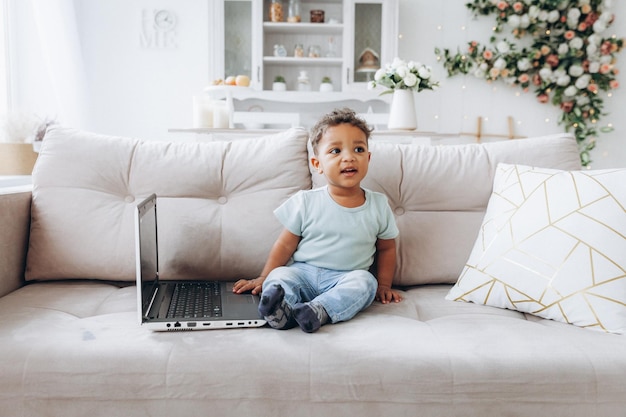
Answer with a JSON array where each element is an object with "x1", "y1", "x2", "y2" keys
[{"x1": 135, "y1": 194, "x2": 159, "y2": 318}]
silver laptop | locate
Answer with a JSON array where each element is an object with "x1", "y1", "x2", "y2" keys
[{"x1": 134, "y1": 194, "x2": 266, "y2": 331}]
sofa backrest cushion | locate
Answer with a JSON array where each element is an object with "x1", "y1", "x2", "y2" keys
[
  {"x1": 26, "y1": 127, "x2": 311, "y2": 282},
  {"x1": 310, "y1": 134, "x2": 582, "y2": 286}
]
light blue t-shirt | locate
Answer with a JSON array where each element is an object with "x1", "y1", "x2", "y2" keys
[{"x1": 274, "y1": 186, "x2": 399, "y2": 271}]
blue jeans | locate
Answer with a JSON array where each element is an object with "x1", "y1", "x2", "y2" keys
[{"x1": 262, "y1": 262, "x2": 378, "y2": 324}]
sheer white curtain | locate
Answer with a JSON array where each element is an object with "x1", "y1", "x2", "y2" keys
[
  {"x1": 0, "y1": 1, "x2": 8, "y2": 115},
  {"x1": 27, "y1": 0, "x2": 89, "y2": 128}
]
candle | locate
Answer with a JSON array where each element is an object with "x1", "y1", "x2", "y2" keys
[
  {"x1": 212, "y1": 100, "x2": 230, "y2": 129},
  {"x1": 192, "y1": 96, "x2": 213, "y2": 128}
]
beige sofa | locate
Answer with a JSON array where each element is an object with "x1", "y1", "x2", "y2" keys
[{"x1": 1, "y1": 126, "x2": 624, "y2": 417}]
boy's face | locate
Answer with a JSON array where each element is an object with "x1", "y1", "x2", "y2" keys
[{"x1": 311, "y1": 124, "x2": 371, "y2": 193}]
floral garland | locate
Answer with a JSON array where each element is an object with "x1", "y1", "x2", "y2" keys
[{"x1": 435, "y1": 0, "x2": 624, "y2": 165}]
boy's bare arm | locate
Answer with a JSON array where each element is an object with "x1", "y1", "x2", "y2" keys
[
  {"x1": 375, "y1": 238, "x2": 402, "y2": 304},
  {"x1": 233, "y1": 228, "x2": 301, "y2": 294}
]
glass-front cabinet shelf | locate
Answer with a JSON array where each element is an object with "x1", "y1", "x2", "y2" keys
[
  {"x1": 209, "y1": 0, "x2": 398, "y2": 97},
  {"x1": 263, "y1": 22, "x2": 344, "y2": 34},
  {"x1": 263, "y1": 57, "x2": 342, "y2": 66}
]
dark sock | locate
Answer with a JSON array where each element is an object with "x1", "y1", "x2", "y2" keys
[
  {"x1": 293, "y1": 302, "x2": 329, "y2": 333},
  {"x1": 259, "y1": 284, "x2": 295, "y2": 330}
]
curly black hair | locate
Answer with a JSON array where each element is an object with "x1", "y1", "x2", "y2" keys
[{"x1": 309, "y1": 108, "x2": 373, "y2": 155}]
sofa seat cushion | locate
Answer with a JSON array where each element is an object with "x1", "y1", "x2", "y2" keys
[
  {"x1": 1, "y1": 281, "x2": 625, "y2": 417},
  {"x1": 26, "y1": 127, "x2": 311, "y2": 282},
  {"x1": 311, "y1": 134, "x2": 582, "y2": 286}
]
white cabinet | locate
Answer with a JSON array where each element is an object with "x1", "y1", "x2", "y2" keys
[
  {"x1": 209, "y1": 0, "x2": 398, "y2": 96},
  {"x1": 209, "y1": 0, "x2": 263, "y2": 90},
  {"x1": 261, "y1": 19, "x2": 344, "y2": 92},
  {"x1": 343, "y1": 0, "x2": 398, "y2": 91}
]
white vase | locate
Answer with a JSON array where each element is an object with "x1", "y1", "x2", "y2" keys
[{"x1": 387, "y1": 89, "x2": 417, "y2": 130}]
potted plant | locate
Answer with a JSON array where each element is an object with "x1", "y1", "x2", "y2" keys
[
  {"x1": 319, "y1": 76, "x2": 333, "y2": 92},
  {"x1": 272, "y1": 75, "x2": 287, "y2": 91}
]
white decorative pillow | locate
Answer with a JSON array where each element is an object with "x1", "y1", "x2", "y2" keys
[{"x1": 446, "y1": 163, "x2": 626, "y2": 334}]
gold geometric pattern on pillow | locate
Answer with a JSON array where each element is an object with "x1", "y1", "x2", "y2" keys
[{"x1": 446, "y1": 163, "x2": 626, "y2": 334}]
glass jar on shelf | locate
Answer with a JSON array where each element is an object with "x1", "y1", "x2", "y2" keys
[
  {"x1": 297, "y1": 71, "x2": 311, "y2": 91},
  {"x1": 326, "y1": 37, "x2": 336, "y2": 58},
  {"x1": 294, "y1": 43, "x2": 304, "y2": 58},
  {"x1": 269, "y1": 0, "x2": 284, "y2": 22},
  {"x1": 308, "y1": 45, "x2": 321, "y2": 58},
  {"x1": 287, "y1": 0, "x2": 301, "y2": 23},
  {"x1": 310, "y1": 9, "x2": 324, "y2": 23}
]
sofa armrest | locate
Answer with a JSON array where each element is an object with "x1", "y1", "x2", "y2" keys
[{"x1": 0, "y1": 190, "x2": 31, "y2": 297}]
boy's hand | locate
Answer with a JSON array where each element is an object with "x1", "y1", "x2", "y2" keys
[
  {"x1": 233, "y1": 277, "x2": 265, "y2": 295},
  {"x1": 376, "y1": 285, "x2": 403, "y2": 304}
]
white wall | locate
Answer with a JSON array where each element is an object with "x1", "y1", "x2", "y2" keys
[
  {"x1": 8, "y1": 0, "x2": 209, "y2": 140},
  {"x1": 6, "y1": 0, "x2": 626, "y2": 167},
  {"x1": 73, "y1": 0, "x2": 210, "y2": 139}
]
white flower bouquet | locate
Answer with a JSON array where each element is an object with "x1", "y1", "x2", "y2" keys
[{"x1": 369, "y1": 58, "x2": 440, "y2": 95}]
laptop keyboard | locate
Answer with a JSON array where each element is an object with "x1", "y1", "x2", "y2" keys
[{"x1": 167, "y1": 282, "x2": 222, "y2": 318}]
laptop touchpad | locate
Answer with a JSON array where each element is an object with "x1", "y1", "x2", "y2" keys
[{"x1": 227, "y1": 295, "x2": 255, "y2": 304}]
